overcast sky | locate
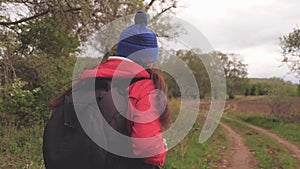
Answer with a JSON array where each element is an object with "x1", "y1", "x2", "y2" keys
[
  {"x1": 2, "y1": 1, "x2": 299, "y2": 83},
  {"x1": 176, "y1": 0, "x2": 300, "y2": 83}
]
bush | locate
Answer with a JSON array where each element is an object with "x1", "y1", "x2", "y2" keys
[{"x1": 0, "y1": 78, "x2": 46, "y2": 126}]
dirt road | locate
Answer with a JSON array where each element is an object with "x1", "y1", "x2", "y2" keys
[
  {"x1": 217, "y1": 122, "x2": 253, "y2": 169},
  {"x1": 199, "y1": 101, "x2": 300, "y2": 168},
  {"x1": 224, "y1": 102, "x2": 300, "y2": 166},
  {"x1": 197, "y1": 102, "x2": 253, "y2": 168},
  {"x1": 231, "y1": 117, "x2": 300, "y2": 166}
]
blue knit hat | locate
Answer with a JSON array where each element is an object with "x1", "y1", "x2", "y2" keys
[{"x1": 116, "y1": 11, "x2": 158, "y2": 63}]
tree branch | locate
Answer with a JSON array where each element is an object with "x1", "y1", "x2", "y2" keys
[
  {"x1": 145, "y1": 0, "x2": 156, "y2": 11},
  {"x1": 152, "y1": 5, "x2": 174, "y2": 20},
  {"x1": 0, "y1": 7, "x2": 82, "y2": 26},
  {"x1": 0, "y1": 10, "x2": 50, "y2": 26},
  {"x1": 63, "y1": 7, "x2": 82, "y2": 13}
]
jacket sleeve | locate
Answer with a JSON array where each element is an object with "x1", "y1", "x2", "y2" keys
[{"x1": 128, "y1": 80, "x2": 167, "y2": 166}]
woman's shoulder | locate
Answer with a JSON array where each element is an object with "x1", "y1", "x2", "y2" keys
[{"x1": 129, "y1": 78, "x2": 155, "y2": 99}]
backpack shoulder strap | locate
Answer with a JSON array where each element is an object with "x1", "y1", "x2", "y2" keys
[
  {"x1": 95, "y1": 77, "x2": 148, "y2": 123},
  {"x1": 95, "y1": 77, "x2": 149, "y2": 98},
  {"x1": 63, "y1": 94, "x2": 75, "y2": 128}
]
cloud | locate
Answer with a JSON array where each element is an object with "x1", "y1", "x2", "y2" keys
[
  {"x1": 178, "y1": 0, "x2": 300, "y2": 50},
  {"x1": 176, "y1": 0, "x2": 300, "y2": 83}
]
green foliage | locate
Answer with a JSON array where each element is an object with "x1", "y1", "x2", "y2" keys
[
  {"x1": 161, "y1": 49, "x2": 209, "y2": 99},
  {"x1": 0, "y1": 15, "x2": 78, "y2": 126},
  {"x1": 163, "y1": 99, "x2": 226, "y2": 169},
  {"x1": 247, "y1": 78, "x2": 298, "y2": 96},
  {"x1": 161, "y1": 50, "x2": 249, "y2": 99},
  {"x1": 0, "y1": 1, "x2": 182, "y2": 167},
  {"x1": 0, "y1": 125, "x2": 44, "y2": 168},
  {"x1": 247, "y1": 134, "x2": 297, "y2": 169},
  {"x1": 0, "y1": 78, "x2": 43, "y2": 126},
  {"x1": 162, "y1": 125, "x2": 226, "y2": 169},
  {"x1": 1, "y1": 0, "x2": 179, "y2": 44},
  {"x1": 18, "y1": 17, "x2": 80, "y2": 57},
  {"x1": 33, "y1": 56, "x2": 76, "y2": 103},
  {"x1": 297, "y1": 84, "x2": 300, "y2": 96},
  {"x1": 244, "y1": 83, "x2": 270, "y2": 96},
  {"x1": 13, "y1": 54, "x2": 76, "y2": 101},
  {"x1": 0, "y1": 54, "x2": 76, "y2": 126},
  {"x1": 180, "y1": 50, "x2": 211, "y2": 99},
  {"x1": 233, "y1": 113, "x2": 300, "y2": 147},
  {"x1": 0, "y1": 0, "x2": 181, "y2": 129},
  {"x1": 215, "y1": 52, "x2": 248, "y2": 99},
  {"x1": 164, "y1": 72, "x2": 181, "y2": 98},
  {"x1": 265, "y1": 78, "x2": 294, "y2": 114},
  {"x1": 280, "y1": 27, "x2": 300, "y2": 76}
]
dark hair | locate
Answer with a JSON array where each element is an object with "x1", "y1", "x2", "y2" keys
[
  {"x1": 50, "y1": 62, "x2": 171, "y2": 129},
  {"x1": 146, "y1": 68, "x2": 171, "y2": 128}
]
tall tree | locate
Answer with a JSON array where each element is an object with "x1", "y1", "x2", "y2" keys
[
  {"x1": 0, "y1": 0, "x2": 181, "y2": 82},
  {"x1": 0, "y1": 27, "x2": 18, "y2": 86},
  {"x1": 178, "y1": 50, "x2": 210, "y2": 98},
  {"x1": 0, "y1": 0, "x2": 182, "y2": 125},
  {"x1": 214, "y1": 51, "x2": 248, "y2": 99},
  {"x1": 297, "y1": 84, "x2": 300, "y2": 97},
  {"x1": 280, "y1": 27, "x2": 300, "y2": 77},
  {"x1": 266, "y1": 78, "x2": 292, "y2": 115},
  {"x1": 0, "y1": 0, "x2": 179, "y2": 41}
]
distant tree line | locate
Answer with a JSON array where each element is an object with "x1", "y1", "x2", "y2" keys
[
  {"x1": 161, "y1": 49, "x2": 248, "y2": 100},
  {"x1": 244, "y1": 83, "x2": 270, "y2": 96},
  {"x1": 244, "y1": 78, "x2": 298, "y2": 97}
]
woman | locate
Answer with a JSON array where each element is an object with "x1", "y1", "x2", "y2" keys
[{"x1": 43, "y1": 11, "x2": 170, "y2": 169}]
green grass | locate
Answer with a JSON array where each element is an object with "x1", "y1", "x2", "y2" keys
[
  {"x1": 0, "y1": 122, "x2": 226, "y2": 169},
  {"x1": 222, "y1": 118, "x2": 298, "y2": 169},
  {"x1": 230, "y1": 112, "x2": 300, "y2": 147},
  {"x1": 163, "y1": 98, "x2": 228, "y2": 169},
  {"x1": 0, "y1": 124, "x2": 45, "y2": 169},
  {"x1": 1, "y1": 98, "x2": 227, "y2": 169},
  {"x1": 162, "y1": 124, "x2": 226, "y2": 169}
]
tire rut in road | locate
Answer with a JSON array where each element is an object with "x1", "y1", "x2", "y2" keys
[
  {"x1": 228, "y1": 117, "x2": 300, "y2": 166},
  {"x1": 217, "y1": 122, "x2": 253, "y2": 169}
]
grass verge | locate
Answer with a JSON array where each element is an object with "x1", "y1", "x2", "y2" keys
[
  {"x1": 0, "y1": 124, "x2": 44, "y2": 169},
  {"x1": 222, "y1": 118, "x2": 298, "y2": 169},
  {"x1": 229, "y1": 112, "x2": 300, "y2": 147},
  {"x1": 162, "y1": 125, "x2": 226, "y2": 169}
]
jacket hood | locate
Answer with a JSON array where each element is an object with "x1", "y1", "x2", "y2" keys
[{"x1": 81, "y1": 56, "x2": 150, "y2": 79}]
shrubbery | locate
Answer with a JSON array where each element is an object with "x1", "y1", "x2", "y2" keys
[{"x1": 0, "y1": 78, "x2": 46, "y2": 126}]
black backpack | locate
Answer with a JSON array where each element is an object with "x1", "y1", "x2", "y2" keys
[{"x1": 42, "y1": 78, "x2": 158, "y2": 169}]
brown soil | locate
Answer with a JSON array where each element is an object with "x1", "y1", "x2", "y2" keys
[
  {"x1": 200, "y1": 96, "x2": 300, "y2": 114},
  {"x1": 229, "y1": 97, "x2": 300, "y2": 114},
  {"x1": 216, "y1": 122, "x2": 253, "y2": 169}
]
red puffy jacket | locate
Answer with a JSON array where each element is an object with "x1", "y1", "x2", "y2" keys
[{"x1": 81, "y1": 56, "x2": 166, "y2": 166}]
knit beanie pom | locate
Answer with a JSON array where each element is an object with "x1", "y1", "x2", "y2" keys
[
  {"x1": 134, "y1": 11, "x2": 148, "y2": 25},
  {"x1": 116, "y1": 11, "x2": 158, "y2": 63}
]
